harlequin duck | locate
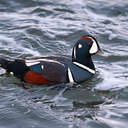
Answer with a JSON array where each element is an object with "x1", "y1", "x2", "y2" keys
[{"x1": 0, "y1": 35, "x2": 101, "y2": 85}]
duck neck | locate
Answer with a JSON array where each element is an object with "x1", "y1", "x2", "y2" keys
[{"x1": 72, "y1": 56, "x2": 95, "y2": 70}]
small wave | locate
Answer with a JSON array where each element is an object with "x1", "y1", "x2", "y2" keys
[
  {"x1": 86, "y1": 1, "x2": 128, "y2": 17},
  {"x1": 0, "y1": 35, "x2": 40, "y2": 57}
]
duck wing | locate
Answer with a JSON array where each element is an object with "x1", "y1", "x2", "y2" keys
[{"x1": 25, "y1": 57, "x2": 69, "y2": 83}]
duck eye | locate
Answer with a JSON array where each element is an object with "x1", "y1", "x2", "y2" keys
[{"x1": 78, "y1": 44, "x2": 82, "y2": 48}]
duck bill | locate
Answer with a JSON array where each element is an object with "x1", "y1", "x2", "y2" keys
[{"x1": 97, "y1": 49, "x2": 108, "y2": 57}]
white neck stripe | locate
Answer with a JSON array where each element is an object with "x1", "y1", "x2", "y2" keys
[{"x1": 73, "y1": 62, "x2": 95, "y2": 74}]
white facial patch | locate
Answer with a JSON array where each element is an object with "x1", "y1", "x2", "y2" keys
[
  {"x1": 89, "y1": 38, "x2": 98, "y2": 54},
  {"x1": 78, "y1": 44, "x2": 82, "y2": 48}
]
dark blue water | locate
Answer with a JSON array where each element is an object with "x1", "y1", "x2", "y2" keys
[{"x1": 0, "y1": 0, "x2": 128, "y2": 128}]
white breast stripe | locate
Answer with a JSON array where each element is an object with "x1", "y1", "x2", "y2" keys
[
  {"x1": 68, "y1": 68, "x2": 74, "y2": 83},
  {"x1": 26, "y1": 62, "x2": 40, "y2": 66},
  {"x1": 73, "y1": 62, "x2": 96, "y2": 74}
]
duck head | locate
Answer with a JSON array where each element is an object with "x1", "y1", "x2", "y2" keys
[{"x1": 72, "y1": 35, "x2": 101, "y2": 68}]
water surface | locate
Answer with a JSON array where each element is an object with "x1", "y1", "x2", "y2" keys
[{"x1": 0, "y1": 0, "x2": 128, "y2": 128}]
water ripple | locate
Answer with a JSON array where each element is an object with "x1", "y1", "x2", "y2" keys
[{"x1": 0, "y1": 0, "x2": 128, "y2": 128}]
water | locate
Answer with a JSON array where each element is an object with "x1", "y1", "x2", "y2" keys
[{"x1": 0, "y1": 0, "x2": 128, "y2": 128}]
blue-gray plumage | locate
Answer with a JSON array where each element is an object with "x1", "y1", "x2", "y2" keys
[
  {"x1": 30, "y1": 63, "x2": 43, "y2": 74},
  {"x1": 68, "y1": 63, "x2": 94, "y2": 83}
]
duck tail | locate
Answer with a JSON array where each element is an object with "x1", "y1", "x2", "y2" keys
[
  {"x1": 0, "y1": 57, "x2": 29, "y2": 79},
  {"x1": 0, "y1": 57, "x2": 10, "y2": 70}
]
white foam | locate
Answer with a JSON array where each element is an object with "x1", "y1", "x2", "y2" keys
[
  {"x1": 52, "y1": 87, "x2": 67, "y2": 104},
  {"x1": 95, "y1": 68, "x2": 128, "y2": 90},
  {"x1": 0, "y1": 68, "x2": 6, "y2": 75}
]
